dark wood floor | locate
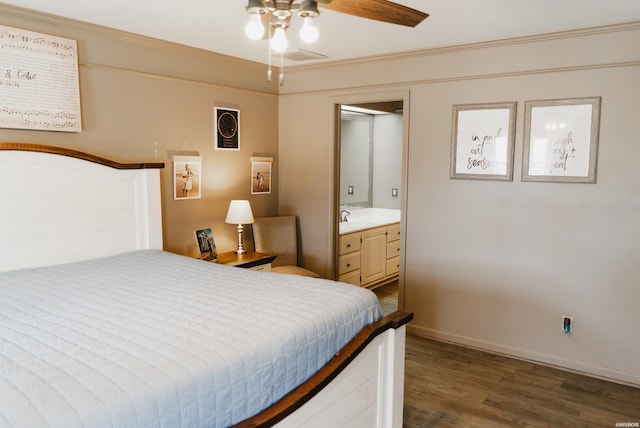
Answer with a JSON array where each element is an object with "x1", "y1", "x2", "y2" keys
[{"x1": 372, "y1": 282, "x2": 640, "y2": 427}]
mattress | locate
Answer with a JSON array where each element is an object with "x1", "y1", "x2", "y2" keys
[{"x1": 0, "y1": 250, "x2": 382, "y2": 428}]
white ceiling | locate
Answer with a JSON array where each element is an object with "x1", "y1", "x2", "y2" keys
[{"x1": 3, "y1": 0, "x2": 640, "y2": 66}]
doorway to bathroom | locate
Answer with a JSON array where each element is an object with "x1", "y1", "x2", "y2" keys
[{"x1": 332, "y1": 91, "x2": 409, "y2": 311}]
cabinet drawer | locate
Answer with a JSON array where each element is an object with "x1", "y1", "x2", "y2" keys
[
  {"x1": 339, "y1": 233, "x2": 361, "y2": 255},
  {"x1": 386, "y1": 256, "x2": 400, "y2": 276},
  {"x1": 338, "y1": 252, "x2": 360, "y2": 275},
  {"x1": 386, "y1": 241, "x2": 401, "y2": 259},
  {"x1": 338, "y1": 269, "x2": 361, "y2": 286},
  {"x1": 386, "y1": 223, "x2": 401, "y2": 242}
]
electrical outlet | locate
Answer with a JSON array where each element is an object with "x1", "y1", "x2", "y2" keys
[{"x1": 562, "y1": 316, "x2": 573, "y2": 334}]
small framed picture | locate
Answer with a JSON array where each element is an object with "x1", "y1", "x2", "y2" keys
[
  {"x1": 173, "y1": 156, "x2": 202, "y2": 200},
  {"x1": 450, "y1": 101, "x2": 517, "y2": 181},
  {"x1": 251, "y1": 157, "x2": 273, "y2": 194},
  {"x1": 522, "y1": 97, "x2": 601, "y2": 183},
  {"x1": 214, "y1": 107, "x2": 240, "y2": 150},
  {"x1": 194, "y1": 227, "x2": 217, "y2": 260}
]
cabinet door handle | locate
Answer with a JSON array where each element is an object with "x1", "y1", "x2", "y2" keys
[
  {"x1": 346, "y1": 263, "x2": 351, "y2": 267},
  {"x1": 346, "y1": 244, "x2": 351, "y2": 248}
]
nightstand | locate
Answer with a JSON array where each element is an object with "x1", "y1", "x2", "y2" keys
[{"x1": 215, "y1": 251, "x2": 276, "y2": 271}]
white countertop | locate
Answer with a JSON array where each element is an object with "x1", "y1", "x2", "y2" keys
[{"x1": 339, "y1": 208, "x2": 401, "y2": 235}]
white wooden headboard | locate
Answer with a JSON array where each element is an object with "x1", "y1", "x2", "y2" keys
[{"x1": 0, "y1": 143, "x2": 164, "y2": 271}]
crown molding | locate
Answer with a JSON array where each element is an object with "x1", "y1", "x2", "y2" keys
[{"x1": 287, "y1": 20, "x2": 640, "y2": 72}]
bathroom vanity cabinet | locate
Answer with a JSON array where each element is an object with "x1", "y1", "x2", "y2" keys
[{"x1": 338, "y1": 222, "x2": 400, "y2": 288}]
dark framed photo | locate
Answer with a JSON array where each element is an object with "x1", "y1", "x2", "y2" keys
[
  {"x1": 214, "y1": 107, "x2": 240, "y2": 150},
  {"x1": 194, "y1": 227, "x2": 217, "y2": 260}
]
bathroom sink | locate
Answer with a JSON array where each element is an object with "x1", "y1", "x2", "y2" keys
[
  {"x1": 339, "y1": 221, "x2": 369, "y2": 234},
  {"x1": 339, "y1": 220, "x2": 387, "y2": 234},
  {"x1": 338, "y1": 208, "x2": 401, "y2": 234}
]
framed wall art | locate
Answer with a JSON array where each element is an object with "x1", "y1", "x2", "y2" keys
[
  {"x1": 214, "y1": 106, "x2": 240, "y2": 150},
  {"x1": 450, "y1": 102, "x2": 516, "y2": 181},
  {"x1": 522, "y1": 97, "x2": 601, "y2": 183},
  {"x1": 251, "y1": 156, "x2": 273, "y2": 194},
  {"x1": 172, "y1": 155, "x2": 202, "y2": 200},
  {"x1": 0, "y1": 24, "x2": 81, "y2": 132}
]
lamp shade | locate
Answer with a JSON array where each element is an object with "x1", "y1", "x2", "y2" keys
[{"x1": 225, "y1": 200, "x2": 255, "y2": 225}]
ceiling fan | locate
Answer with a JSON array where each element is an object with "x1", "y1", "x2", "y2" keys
[
  {"x1": 317, "y1": 0, "x2": 429, "y2": 28},
  {"x1": 245, "y1": 0, "x2": 428, "y2": 84},
  {"x1": 246, "y1": 0, "x2": 428, "y2": 36}
]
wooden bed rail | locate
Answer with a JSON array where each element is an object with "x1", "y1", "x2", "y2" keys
[
  {"x1": 234, "y1": 310, "x2": 413, "y2": 428},
  {"x1": 0, "y1": 142, "x2": 164, "y2": 169}
]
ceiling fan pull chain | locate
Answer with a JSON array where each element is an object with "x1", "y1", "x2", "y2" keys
[
  {"x1": 279, "y1": 50, "x2": 285, "y2": 86},
  {"x1": 267, "y1": 22, "x2": 273, "y2": 82}
]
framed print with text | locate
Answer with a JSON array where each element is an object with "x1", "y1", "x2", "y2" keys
[
  {"x1": 450, "y1": 102, "x2": 517, "y2": 181},
  {"x1": 214, "y1": 107, "x2": 240, "y2": 150},
  {"x1": 522, "y1": 97, "x2": 601, "y2": 183},
  {"x1": 0, "y1": 24, "x2": 82, "y2": 132}
]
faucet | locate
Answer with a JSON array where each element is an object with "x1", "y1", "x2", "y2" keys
[{"x1": 340, "y1": 209, "x2": 351, "y2": 223}]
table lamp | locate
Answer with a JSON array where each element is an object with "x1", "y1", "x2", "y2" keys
[{"x1": 225, "y1": 200, "x2": 255, "y2": 254}]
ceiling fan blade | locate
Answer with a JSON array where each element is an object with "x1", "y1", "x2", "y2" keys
[{"x1": 318, "y1": 0, "x2": 428, "y2": 28}]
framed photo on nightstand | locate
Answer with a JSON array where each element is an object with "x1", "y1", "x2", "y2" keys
[{"x1": 194, "y1": 227, "x2": 217, "y2": 260}]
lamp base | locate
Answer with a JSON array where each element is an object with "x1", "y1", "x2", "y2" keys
[{"x1": 235, "y1": 223, "x2": 246, "y2": 254}]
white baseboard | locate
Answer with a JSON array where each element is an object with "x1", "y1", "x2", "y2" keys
[{"x1": 407, "y1": 324, "x2": 640, "y2": 388}]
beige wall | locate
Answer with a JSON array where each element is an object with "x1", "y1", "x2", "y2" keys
[
  {"x1": 279, "y1": 23, "x2": 640, "y2": 385},
  {"x1": 0, "y1": 4, "x2": 280, "y2": 256}
]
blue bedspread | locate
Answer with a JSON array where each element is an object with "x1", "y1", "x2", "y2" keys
[{"x1": 0, "y1": 250, "x2": 382, "y2": 427}]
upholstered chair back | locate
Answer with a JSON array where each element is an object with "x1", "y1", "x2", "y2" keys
[{"x1": 252, "y1": 216, "x2": 320, "y2": 278}]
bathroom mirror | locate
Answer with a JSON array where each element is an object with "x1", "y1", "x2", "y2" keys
[{"x1": 340, "y1": 101, "x2": 403, "y2": 210}]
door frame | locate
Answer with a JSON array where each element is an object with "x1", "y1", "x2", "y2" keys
[{"x1": 330, "y1": 90, "x2": 410, "y2": 310}]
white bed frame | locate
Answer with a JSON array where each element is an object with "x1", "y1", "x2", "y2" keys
[{"x1": 0, "y1": 143, "x2": 411, "y2": 428}]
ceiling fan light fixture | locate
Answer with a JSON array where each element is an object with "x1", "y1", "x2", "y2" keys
[
  {"x1": 272, "y1": 0, "x2": 293, "y2": 20},
  {"x1": 298, "y1": 0, "x2": 319, "y2": 18},
  {"x1": 245, "y1": 13, "x2": 265, "y2": 40},
  {"x1": 270, "y1": 26, "x2": 288, "y2": 52},
  {"x1": 244, "y1": 0, "x2": 328, "y2": 83},
  {"x1": 299, "y1": 17, "x2": 319, "y2": 43},
  {"x1": 245, "y1": 0, "x2": 267, "y2": 14},
  {"x1": 245, "y1": 0, "x2": 268, "y2": 39}
]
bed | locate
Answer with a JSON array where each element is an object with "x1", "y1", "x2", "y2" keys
[{"x1": 0, "y1": 143, "x2": 412, "y2": 428}]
